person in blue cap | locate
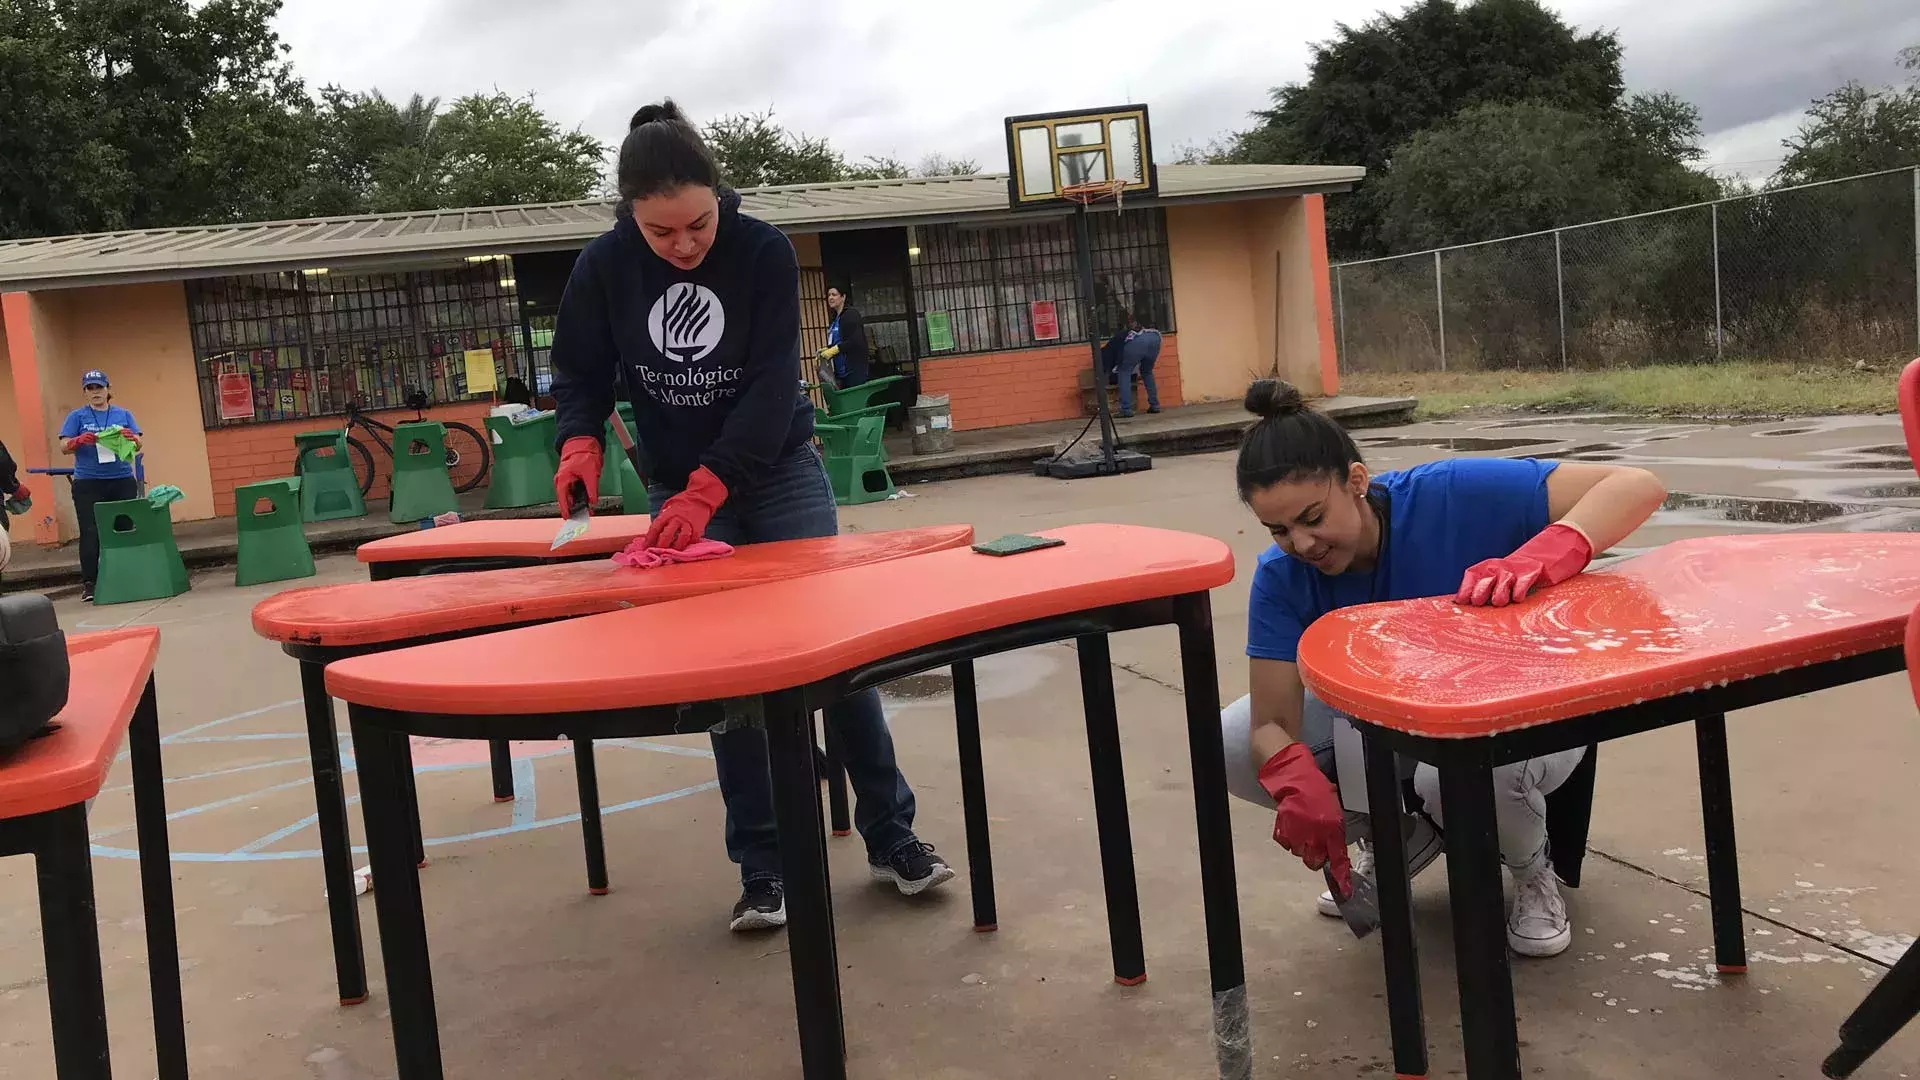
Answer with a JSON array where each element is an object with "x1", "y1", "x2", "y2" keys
[{"x1": 58, "y1": 369, "x2": 143, "y2": 601}]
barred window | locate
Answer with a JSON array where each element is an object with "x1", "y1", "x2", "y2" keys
[
  {"x1": 910, "y1": 208, "x2": 1175, "y2": 355},
  {"x1": 185, "y1": 258, "x2": 524, "y2": 428}
]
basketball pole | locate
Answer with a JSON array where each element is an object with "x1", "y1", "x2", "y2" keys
[{"x1": 1071, "y1": 201, "x2": 1120, "y2": 470}]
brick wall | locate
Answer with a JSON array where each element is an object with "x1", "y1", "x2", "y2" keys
[
  {"x1": 917, "y1": 332, "x2": 1183, "y2": 432},
  {"x1": 204, "y1": 399, "x2": 495, "y2": 516}
]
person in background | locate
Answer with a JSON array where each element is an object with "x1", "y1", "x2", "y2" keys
[
  {"x1": 1221, "y1": 379, "x2": 1665, "y2": 958},
  {"x1": 59, "y1": 369, "x2": 142, "y2": 602},
  {"x1": 824, "y1": 286, "x2": 869, "y2": 388},
  {"x1": 499, "y1": 375, "x2": 535, "y2": 409},
  {"x1": 548, "y1": 99, "x2": 953, "y2": 932},
  {"x1": 0, "y1": 438, "x2": 28, "y2": 574},
  {"x1": 1099, "y1": 314, "x2": 1162, "y2": 419}
]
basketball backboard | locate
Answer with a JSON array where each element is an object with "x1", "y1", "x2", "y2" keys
[{"x1": 1004, "y1": 105, "x2": 1156, "y2": 210}]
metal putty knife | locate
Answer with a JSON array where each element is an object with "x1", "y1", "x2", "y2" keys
[
  {"x1": 1325, "y1": 865, "x2": 1381, "y2": 939},
  {"x1": 550, "y1": 481, "x2": 590, "y2": 550}
]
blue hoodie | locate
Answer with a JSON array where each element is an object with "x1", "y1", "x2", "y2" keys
[{"x1": 550, "y1": 189, "x2": 813, "y2": 491}]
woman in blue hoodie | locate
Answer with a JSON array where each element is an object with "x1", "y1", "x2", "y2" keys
[{"x1": 549, "y1": 100, "x2": 953, "y2": 932}]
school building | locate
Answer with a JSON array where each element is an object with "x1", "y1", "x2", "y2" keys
[{"x1": 0, "y1": 162, "x2": 1361, "y2": 546}]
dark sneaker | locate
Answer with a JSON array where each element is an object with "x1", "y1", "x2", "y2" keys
[
  {"x1": 1146, "y1": 406, "x2": 1161, "y2": 414},
  {"x1": 729, "y1": 880, "x2": 786, "y2": 932},
  {"x1": 870, "y1": 840, "x2": 956, "y2": 897},
  {"x1": 79, "y1": 583, "x2": 95, "y2": 603}
]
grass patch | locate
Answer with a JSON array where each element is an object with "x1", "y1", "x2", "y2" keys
[{"x1": 1341, "y1": 362, "x2": 1899, "y2": 421}]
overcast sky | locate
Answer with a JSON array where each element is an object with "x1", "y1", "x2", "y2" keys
[{"x1": 273, "y1": 0, "x2": 1920, "y2": 182}]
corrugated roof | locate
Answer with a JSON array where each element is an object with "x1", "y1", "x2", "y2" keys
[{"x1": 0, "y1": 163, "x2": 1362, "y2": 291}]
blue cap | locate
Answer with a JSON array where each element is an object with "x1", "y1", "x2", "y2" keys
[{"x1": 81, "y1": 370, "x2": 109, "y2": 389}]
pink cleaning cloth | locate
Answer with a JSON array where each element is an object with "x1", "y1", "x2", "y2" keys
[{"x1": 610, "y1": 537, "x2": 735, "y2": 569}]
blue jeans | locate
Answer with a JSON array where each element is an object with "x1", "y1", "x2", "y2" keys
[
  {"x1": 649, "y1": 445, "x2": 919, "y2": 885},
  {"x1": 1115, "y1": 331, "x2": 1161, "y2": 415}
]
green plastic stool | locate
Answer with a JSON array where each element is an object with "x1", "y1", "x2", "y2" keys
[
  {"x1": 822, "y1": 375, "x2": 908, "y2": 416},
  {"x1": 816, "y1": 415, "x2": 896, "y2": 506},
  {"x1": 597, "y1": 404, "x2": 650, "y2": 515},
  {"x1": 235, "y1": 479, "x2": 316, "y2": 587},
  {"x1": 388, "y1": 420, "x2": 460, "y2": 523},
  {"x1": 92, "y1": 497, "x2": 190, "y2": 605},
  {"x1": 483, "y1": 413, "x2": 560, "y2": 510},
  {"x1": 294, "y1": 430, "x2": 367, "y2": 522}
]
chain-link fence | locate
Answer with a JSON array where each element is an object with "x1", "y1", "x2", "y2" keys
[{"x1": 1332, "y1": 167, "x2": 1920, "y2": 373}]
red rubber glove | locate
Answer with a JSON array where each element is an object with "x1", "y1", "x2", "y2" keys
[
  {"x1": 554, "y1": 435, "x2": 603, "y2": 510},
  {"x1": 11, "y1": 483, "x2": 28, "y2": 501},
  {"x1": 644, "y1": 466, "x2": 728, "y2": 551},
  {"x1": 1258, "y1": 743, "x2": 1352, "y2": 895},
  {"x1": 66, "y1": 431, "x2": 98, "y2": 450},
  {"x1": 1456, "y1": 522, "x2": 1594, "y2": 608}
]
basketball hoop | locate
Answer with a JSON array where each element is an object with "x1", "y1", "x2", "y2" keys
[{"x1": 1060, "y1": 179, "x2": 1128, "y2": 210}]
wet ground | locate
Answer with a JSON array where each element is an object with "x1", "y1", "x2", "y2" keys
[{"x1": 5, "y1": 412, "x2": 1920, "y2": 1079}]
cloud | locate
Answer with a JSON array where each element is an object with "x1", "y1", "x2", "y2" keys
[{"x1": 272, "y1": 0, "x2": 1915, "y2": 174}]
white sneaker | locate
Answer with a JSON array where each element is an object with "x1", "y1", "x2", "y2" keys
[
  {"x1": 1317, "y1": 813, "x2": 1444, "y2": 917},
  {"x1": 1507, "y1": 865, "x2": 1572, "y2": 957}
]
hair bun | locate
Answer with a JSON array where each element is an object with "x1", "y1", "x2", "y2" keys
[
  {"x1": 1243, "y1": 379, "x2": 1305, "y2": 420},
  {"x1": 629, "y1": 100, "x2": 686, "y2": 131}
]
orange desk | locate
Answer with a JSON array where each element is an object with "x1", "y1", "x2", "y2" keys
[
  {"x1": 251, "y1": 526, "x2": 972, "y2": 1008},
  {"x1": 324, "y1": 524, "x2": 1242, "y2": 1080},
  {"x1": 356, "y1": 514, "x2": 654, "y2": 579},
  {"x1": 1297, "y1": 534, "x2": 1920, "y2": 1079},
  {"x1": 0, "y1": 628, "x2": 186, "y2": 1079}
]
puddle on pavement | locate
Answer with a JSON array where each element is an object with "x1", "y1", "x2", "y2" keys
[
  {"x1": 1843, "y1": 481, "x2": 1920, "y2": 500},
  {"x1": 1356, "y1": 436, "x2": 1552, "y2": 451},
  {"x1": 1655, "y1": 492, "x2": 1875, "y2": 526},
  {"x1": 880, "y1": 671, "x2": 955, "y2": 699},
  {"x1": 1754, "y1": 426, "x2": 1814, "y2": 437},
  {"x1": 1533, "y1": 443, "x2": 1625, "y2": 460}
]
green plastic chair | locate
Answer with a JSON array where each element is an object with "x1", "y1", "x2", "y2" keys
[
  {"x1": 814, "y1": 401, "x2": 896, "y2": 463},
  {"x1": 596, "y1": 404, "x2": 650, "y2": 515},
  {"x1": 235, "y1": 479, "x2": 316, "y2": 587},
  {"x1": 815, "y1": 416, "x2": 895, "y2": 506},
  {"x1": 483, "y1": 412, "x2": 560, "y2": 510},
  {"x1": 388, "y1": 420, "x2": 460, "y2": 523},
  {"x1": 92, "y1": 497, "x2": 190, "y2": 605},
  {"x1": 821, "y1": 375, "x2": 907, "y2": 416},
  {"x1": 293, "y1": 430, "x2": 367, "y2": 522}
]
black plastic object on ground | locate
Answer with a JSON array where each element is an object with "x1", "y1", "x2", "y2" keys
[{"x1": 0, "y1": 592, "x2": 67, "y2": 751}]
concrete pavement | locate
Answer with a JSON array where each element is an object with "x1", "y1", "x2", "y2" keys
[{"x1": 4, "y1": 411, "x2": 1919, "y2": 1078}]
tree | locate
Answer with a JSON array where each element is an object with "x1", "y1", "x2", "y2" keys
[
  {"x1": 1777, "y1": 46, "x2": 1920, "y2": 185},
  {"x1": 0, "y1": 0, "x2": 314, "y2": 238},
  {"x1": 429, "y1": 92, "x2": 607, "y2": 209},
  {"x1": 1375, "y1": 101, "x2": 1713, "y2": 249},
  {"x1": 703, "y1": 110, "x2": 846, "y2": 188},
  {"x1": 1228, "y1": 0, "x2": 1712, "y2": 255}
]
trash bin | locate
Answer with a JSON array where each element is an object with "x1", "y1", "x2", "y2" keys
[{"x1": 909, "y1": 394, "x2": 954, "y2": 455}]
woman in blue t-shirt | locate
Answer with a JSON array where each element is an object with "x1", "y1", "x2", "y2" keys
[
  {"x1": 58, "y1": 369, "x2": 143, "y2": 602},
  {"x1": 1219, "y1": 379, "x2": 1665, "y2": 958},
  {"x1": 547, "y1": 100, "x2": 952, "y2": 934}
]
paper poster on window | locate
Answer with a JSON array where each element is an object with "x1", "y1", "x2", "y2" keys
[
  {"x1": 926, "y1": 311, "x2": 954, "y2": 352},
  {"x1": 217, "y1": 371, "x2": 255, "y2": 420},
  {"x1": 290, "y1": 370, "x2": 309, "y2": 391},
  {"x1": 277, "y1": 389, "x2": 297, "y2": 414},
  {"x1": 462, "y1": 348, "x2": 497, "y2": 394},
  {"x1": 1030, "y1": 300, "x2": 1060, "y2": 341}
]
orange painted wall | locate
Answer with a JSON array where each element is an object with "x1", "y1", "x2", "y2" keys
[
  {"x1": 0, "y1": 315, "x2": 26, "y2": 545},
  {"x1": 791, "y1": 232, "x2": 823, "y2": 268},
  {"x1": 203, "y1": 399, "x2": 494, "y2": 516},
  {"x1": 918, "y1": 334, "x2": 1183, "y2": 432},
  {"x1": 1165, "y1": 196, "x2": 1337, "y2": 402},
  {"x1": 40, "y1": 283, "x2": 216, "y2": 522}
]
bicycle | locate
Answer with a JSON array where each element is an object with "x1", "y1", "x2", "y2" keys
[{"x1": 301, "y1": 389, "x2": 492, "y2": 496}]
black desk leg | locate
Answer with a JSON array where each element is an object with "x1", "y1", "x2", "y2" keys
[
  {"x1": 37, "y1": 804, "x2": 111, "y2": 1080},
  {"x1": 489, "y1": 740, "x2": 514, "y2": 803},
  {"x1": 1694, "y1": 713, "x2": 1747, "y2": 975},
  {"x1": 822, "y1": 718, "x2": 851, "y2": 837},
  {"x1": 129, "y1": 677, "x2": 190, "y2": 1080},
  {"x1": 573, "y1": 737, "x2": 609, "y2": 895},
  {"x1": 349, "y1": 708, "x2": 445, "y2": 1080},
  {"x1": 1174, "y1": 591, "x2": 1251, "y2": 1080},
  {"x1": 764, "y1": 687, "x2": 847, "y2": 1080},
  {"x1": 401, "y1": 739, "x2": 428, "y2": 869},
  {"x1": 952, "y1": 659, "x2": 998, "y2": 932},
  {"x1": 1076, "y1": 633, "x2": 1147, "y2": 986},
  {"x1": 1363, "y1": 731, "x2": 1426, "y2": 1079},
  {"x1": 1823, "y1": 943, "x2": 1920, "y2": 1077},
  {"x1": 299, "y1": 659, "x2": 369, "y2": 1005},
  {"x1": 1436, "y1": 759, "x2": 1521, "y2": 1079}
]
